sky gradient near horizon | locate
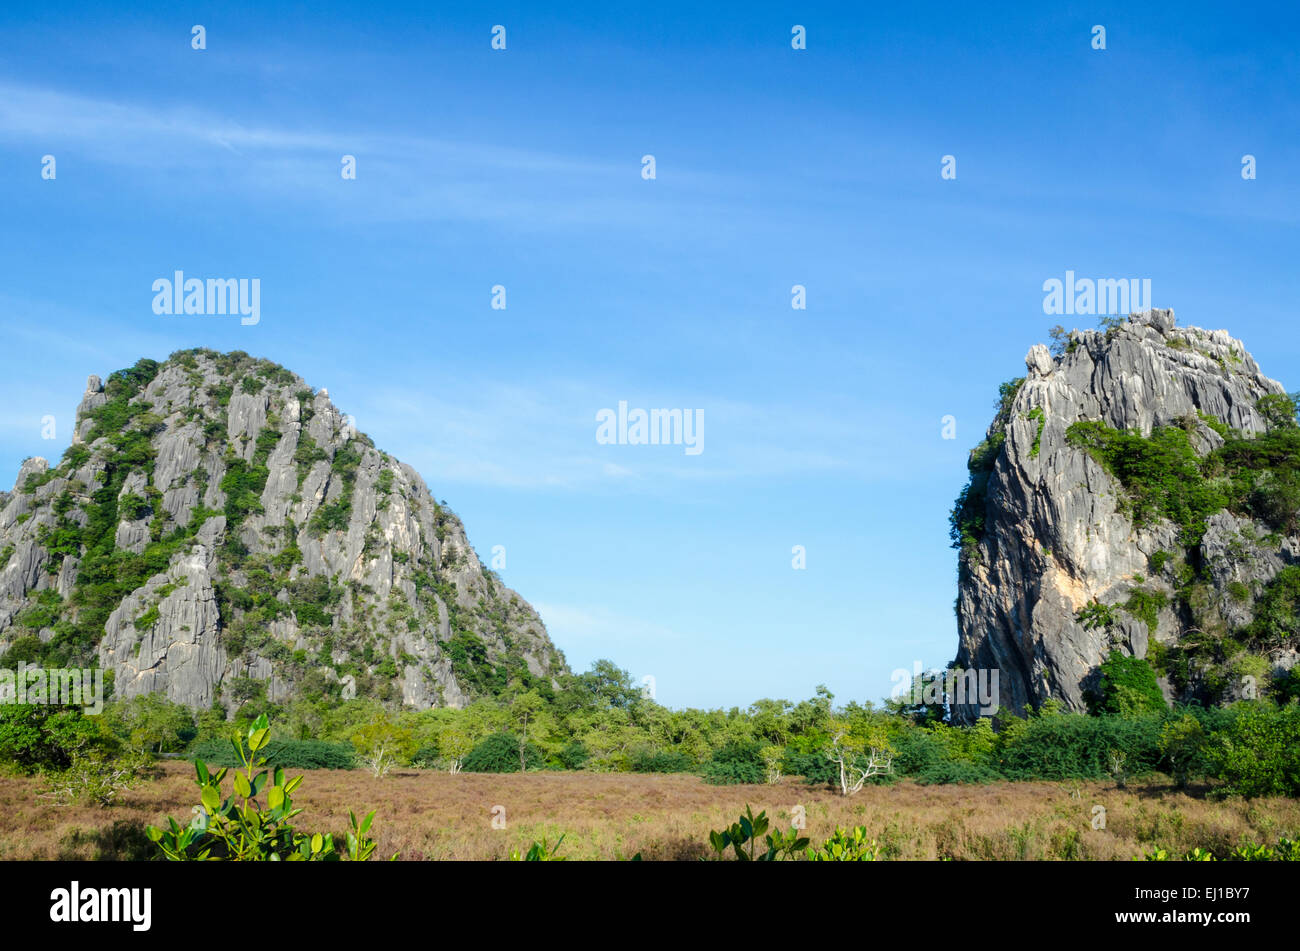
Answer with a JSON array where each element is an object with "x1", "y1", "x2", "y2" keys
[{"x1": 2, "y1": 1, "x2": 1299, "y2": 709}]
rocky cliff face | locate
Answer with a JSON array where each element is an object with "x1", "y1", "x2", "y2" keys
[
  {"x1": 0, "y1": 349, "x2": 566, "y2": 710},
  {"x1": 953, "y1": 310, "x2": 1300, "y2": 720}
]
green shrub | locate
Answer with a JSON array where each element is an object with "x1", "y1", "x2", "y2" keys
[
  {"x1": 707, "y1": 805, "x2": 808, "y2": 861},
  {"x1": 410, "y1": 745, "x2": 440, "y2": 768},
  {"x1": 189, "y1": 737, "x2": 355, "y2": 770},
  {"x1": 1243, "y1": 566, "x2": 1300, "y2": 650},
  {"x1": 511, "y1": 836, "x2": 568, "y2": 861},
  {"x1": 0, "y1": 706, "x2": 109, "y2": 773},
  {"x1": 1208, "y1": 702, "x2": 1300, "y2": 798},
  {"x1": 887, "y1": 727, "x2": 1000, "y2": 784},
  {"x1": 806, "y1": 826, "x2": 881, "y2": 861},
  {"x1": 1025, "y1": 406, "x2": 1046, "y2": 458},
  {"x1": 1086, "y1": 651, "x2": 1167, "y2": 717},
  {"x1": 629, "y1": 749, "x2": 695, "y2": 773},
  {"x1": 1145, "y1": 838, "x2": 1300, "y2": 861},
  {"x1": 462, "y1": 732, "x2": 543, "y2": 773},
  {"x1": 555, "y1": 740, "x2": 591, "y2": 770},
  {"x1": 701, "y1": 741, "x2": 766, "y2": 785},
  {"x1": 1075, "y1": 600, "x2": 1117, "y2": 631},
  {"x1": 0, "y1": 635, "x2": 45, "y2": 667},
  {"x1": 42, "y1": 751, "x2": 153, "y2": 807},
  {"x1": 1122, "y1": 589, "x2": 1168, "y2": 638},
  {"x1": 446, "y1": 631, "x2": 505, "y2": 696},
  {"x1": 998, "y1": 712, "x2": 1164, "y2": 780},
  {"x1": 1159, "y1": 713, "x2": 1208, "y2": 788},
  {"x1": 784, "y1": 749, "x2": 841, "y2": 785}
]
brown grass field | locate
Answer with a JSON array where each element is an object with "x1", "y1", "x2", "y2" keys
[{"x1": 2, "y1": 762, "x2": 1297, "y2": 860}]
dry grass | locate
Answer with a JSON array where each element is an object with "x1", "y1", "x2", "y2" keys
[{"x1": 2, "y1": 762, "x2": 1297, "y2": 860}]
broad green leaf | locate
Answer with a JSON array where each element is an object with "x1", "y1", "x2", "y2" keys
[{"x1": 200, "y1": 784, "x2": 220, "y2": 813}]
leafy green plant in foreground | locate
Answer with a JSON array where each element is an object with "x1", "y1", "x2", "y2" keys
[
  {"x1": 1143, "y1": 838, "x2": 1300, "y2": 861},
  {"x1": 511, "y1": 835, "x2": 567, "y2": 861},
  {"x1": 708, "y1": 805, "x2": 809, "y2": 861},
  {"x1": 147, "y1": 713, "x2": 393, "y2": 861},
  {"x1": 806, "y1": 826, "x2": 882, "y2": 861},
  {"x1": 706, "y1": 806, "x2": 886, "y2": 861}
]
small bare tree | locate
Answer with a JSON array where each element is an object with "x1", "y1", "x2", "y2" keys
[
  {"x1": 360, "y1": 742, "x2": 398, "y2": 779},
  {"x1": 823, "y1": 721, "x2": 893, "y2": 797},
  {"x1": 351, "y1": 717, "x2": 413, "y2": 779},
  {"x1": 760, "y1": 745, "x2": 784, "y2": 785},
  {"x1": 42, "y1": 752, "x2": 152, "y2": 807},
  {"x1": 1108, "y1": 748, "x2": 1128, "y2": 790},
  {"x1": 439, "y1": 727, "x2": 473, "y2": 775}
]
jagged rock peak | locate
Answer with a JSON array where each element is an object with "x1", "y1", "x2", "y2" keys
[
  {"x1": 952, "y1": 310, "x2": 1298, "y2": 720},
  {"x1": 0, "y1": 348, "x2": 567, "y2": 711}
]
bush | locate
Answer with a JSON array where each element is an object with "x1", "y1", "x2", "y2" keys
[
  {"x1": 629, "y1": 749, "x2": 695, "y2": 773},
  {"x1": 1159, "y1": 713, "x2": 1208, "y2": 788},
  {"x1": 42, "y1": 751, "x2": 153, "y2": 807},
  {"x1": 410, "y1": 745, "x2": 441, "y2": 769},
  {"x1": 189, "y1": 738, "x2": 355, "y2": 770},
  {"x1": 556, "y1": 740, "x2": 591, "y2": 770},
  {"x1": 701, "y1": 741, "x2": 766, "y2": 785},
  {"x1": 784, "y1": 749, "x2": 840, "y2": 786},
  {"x1": 462, "y1": 732, "x2": 544, "y2": 773},
  {"x1": 1208, "y1": 702, "x2": 1300, "y2": 798},
  {"x1": 888, "y1": 729, "x2": 999, "y2": 784},
  {"x1": 806, "y1": 826, "x2": 881, "y2": 861},
  {"x1": 997, "y1": 712, "x2": 1164, "y2": 781},
  {"x1": 0, "y1": 706, "x2": 109, "y2": 773},
  {"x1": 1087, "y1": 651, "x2": 1167, "y2": 718}
]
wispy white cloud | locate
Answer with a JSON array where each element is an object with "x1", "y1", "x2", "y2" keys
[
  {"x1": 344, "y1": 376, "x2": 932, "y2": 492},
  {"x1": 0, "y1": 81, "x2": 744, "y2": 230}
]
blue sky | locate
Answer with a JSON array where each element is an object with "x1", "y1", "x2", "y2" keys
[{"x1": 2, "y1": 2, "x2": 1298, "y2": 709}]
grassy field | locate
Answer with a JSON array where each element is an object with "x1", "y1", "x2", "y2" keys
[{"x1": 2, "y1": 762, "x2": 1297, "y2": 860}]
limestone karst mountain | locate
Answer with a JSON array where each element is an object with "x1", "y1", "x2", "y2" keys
[
  {"x1": 0, "y1": 349, "x2": 566, "y2": 709},
  {"x1": 952, "y1": 310, "x2": 1300, "y2": 721}
]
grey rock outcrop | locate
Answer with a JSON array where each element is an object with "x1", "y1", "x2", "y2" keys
[
  {"x1": 0, "y1": 349, "x2": 567, "y2": 711},
  {"x1": 953, "y1": 311, "x2": 1297, "y2": 719}
]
